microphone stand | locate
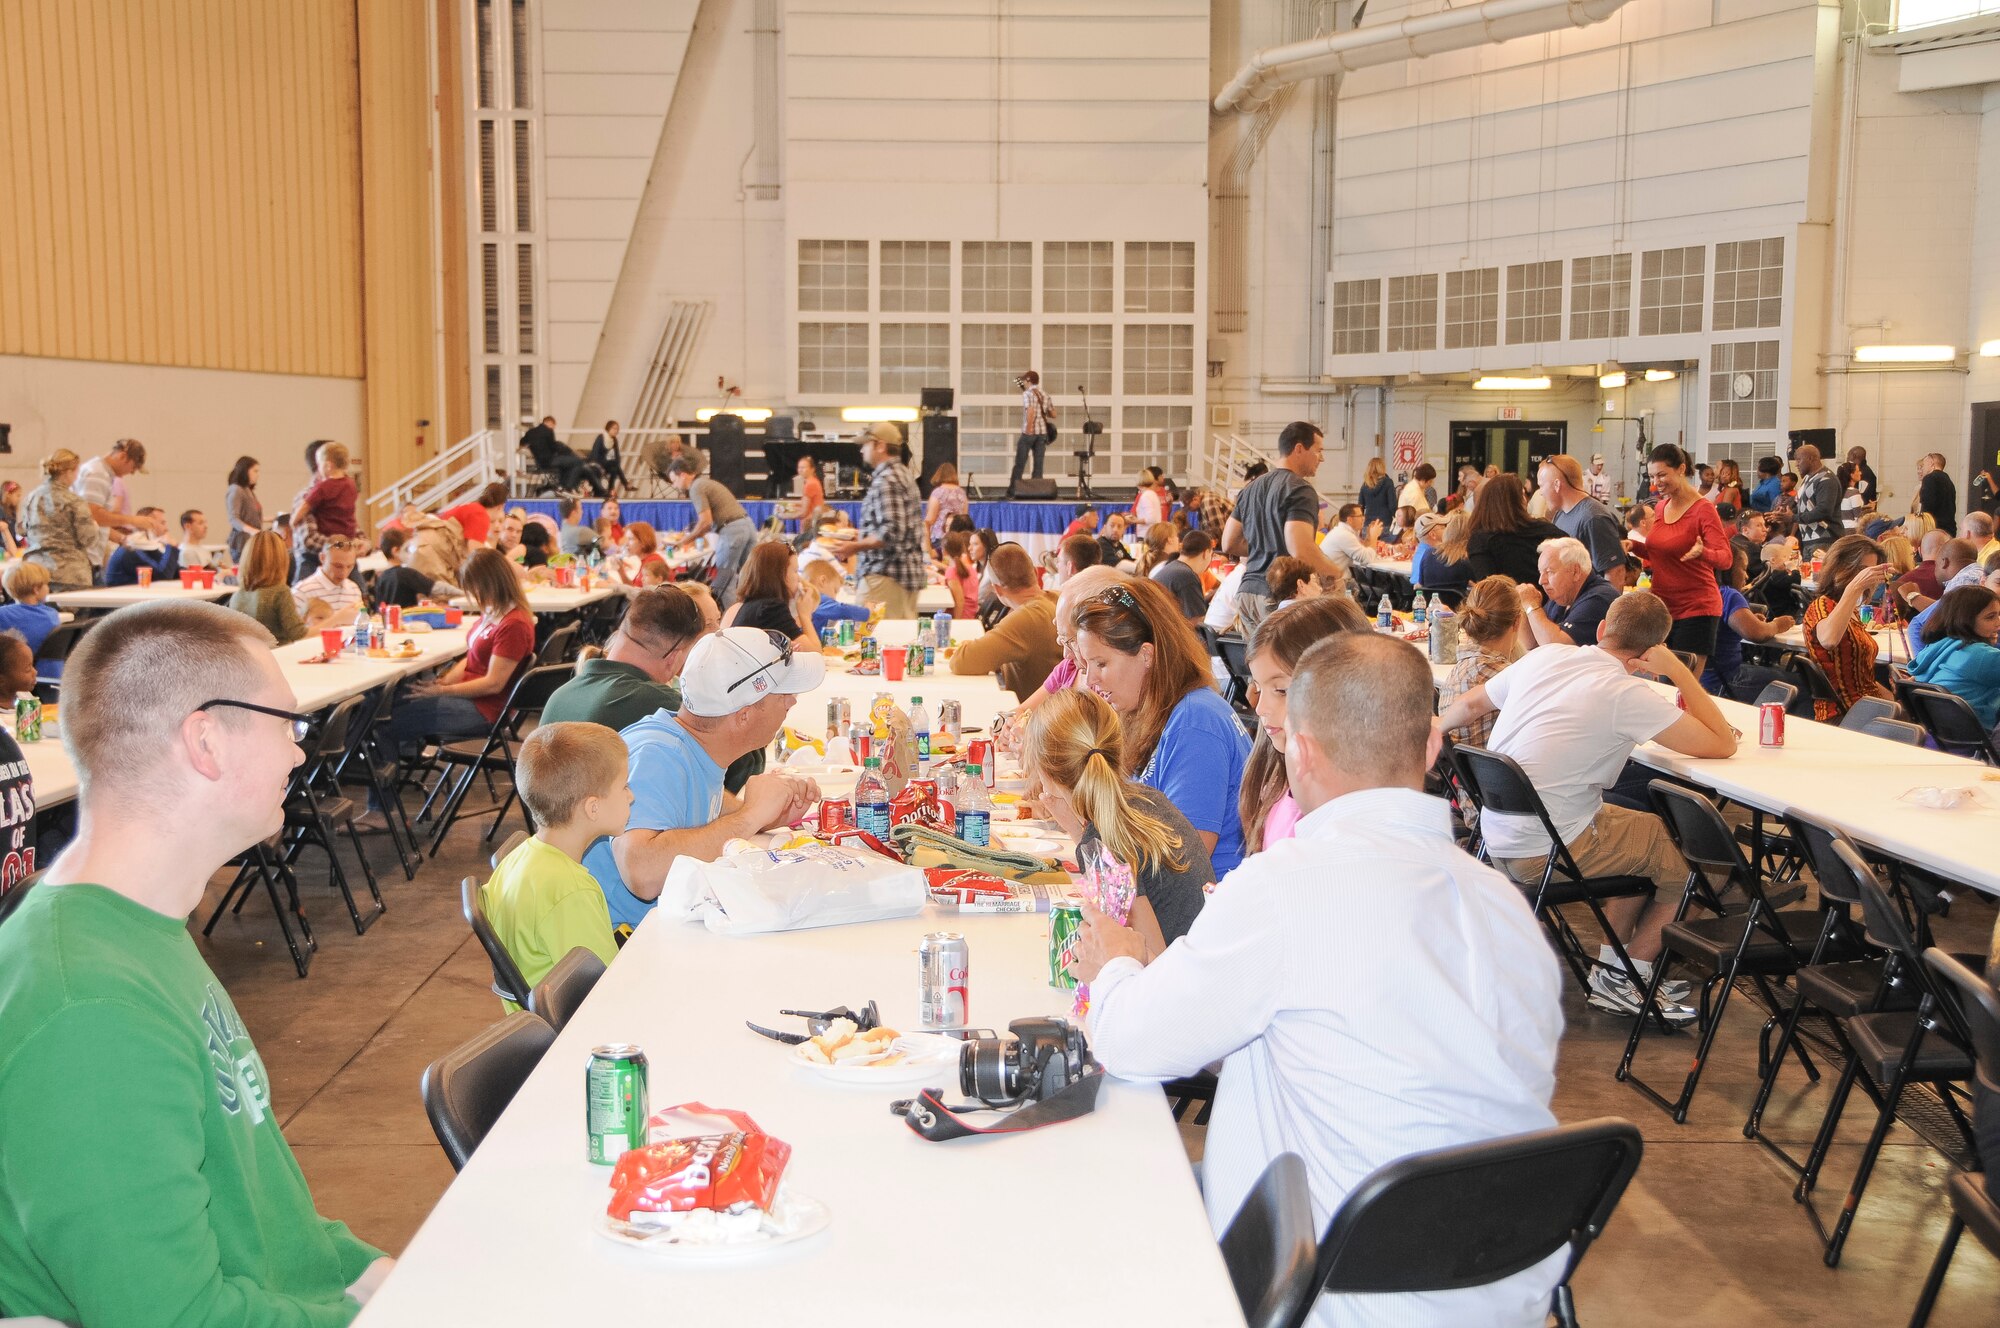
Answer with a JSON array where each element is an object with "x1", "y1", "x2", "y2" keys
[{"x1": 1075, "y1": 386, "x2": 1102, "y2": 502}]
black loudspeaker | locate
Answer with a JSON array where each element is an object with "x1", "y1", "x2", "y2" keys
[
  {"x1": 707, "y1": 412, "x2": 747, "y2": 492},
  {"x1": 1014, "y1": 477, "x2": 1059, "y2": 500},
  {"x1": 1786, "y1": 427, "x2": 1835, "y2": 460},
  {"x1": 921, "y1": 415, "x2": 958, "y2": 495}
]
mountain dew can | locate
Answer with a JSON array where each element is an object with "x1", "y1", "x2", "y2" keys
[
  {"x1": 13, "y1": 697, "x2": 41, "y2": 744},
  {"x1": 586, "y1": 1044, "x2": 649, "y2": 1164},
  {"x1": 1048, "y1": 901, "x2": 1083, "y2": 990}
]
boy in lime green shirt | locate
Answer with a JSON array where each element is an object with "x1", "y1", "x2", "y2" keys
[{"x1": 481, "y1": 722, "x2": 630, "y2": 1010}]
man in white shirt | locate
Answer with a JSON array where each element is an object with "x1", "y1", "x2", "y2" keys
[
  {"x1": 1204, "y1": 561, "x2": 1245, "y2": 636},
  {"x1": 71, "y1": 438, "x2": 147, "y2": 572},
  {"x1": 291, "y1": 539, "x2": 365, "y2": 627},
  {"x1": 1434, "y1": 592, "x2": 1737, "y2": 1020},
  {"x1": 1075, "y1": 632, "x2": 1565, "y2": 1328},
  {"x1": 173, "y1": 509, "x2": 226, "y2": 569},
  {"x1": 1584, "y1": 452, "x2": 1615, "y2": 505},
  {"x1": 1317, "y1": 502, "x2": 1379, "y2": 572}
]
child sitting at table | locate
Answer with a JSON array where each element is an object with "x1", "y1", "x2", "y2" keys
[
  {"x1": 1754, "y1": 542, "x2": 1804, "y2": 620},
  {"x1": 802, "y1": 558, "x2": 871, "y2": 638},
  {"x1": 480, "y1": 722, "x2": 629, "y2": 1009},
  {"x1": 371, "y1": 528, "x2": 456, "y2": 609},
  {"x1": 0, "y1": 632, "x2": 39, "y2": 704},
  {"x1": 0, "y1": 562, "x2": 62, "y2": 662}
]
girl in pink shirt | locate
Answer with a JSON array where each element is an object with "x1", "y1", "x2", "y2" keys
[{"x1": 1237, "y1": 595, "x2": 1375, "y2": 857}]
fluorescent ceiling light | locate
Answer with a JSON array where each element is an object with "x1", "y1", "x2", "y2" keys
[
  {"x1": 1599, "y1": 371, "x2": 1627, "y2": 389},
  {"x1": 840, "y1": 406, "x2": 920, "y2": 422},
  {"x1": 1979, "y1": 340, "x2": 2000, "y2": 358},
  {"x1": 1471, "y1": 376, "x2": 1551, "y2": 391},
  {"x1": 695, "y1": 407, "x2": 773, "y2": 422},
  {"x1": 1853, "y1": 344, "x2": 1955, "y2": 363},
  {"x1": 1643, "y1": 369, "x2": 1677, "y2": 382}
]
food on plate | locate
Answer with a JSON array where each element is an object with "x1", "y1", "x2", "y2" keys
[
  {"x1": 793, "y1": 1018, "x2": 905, "y2": 1066},
  {"x1": 366, "y1": 645, "x2": 390, "y2": 659},
  {"x1": 394, "y1": 639, "x2": 423, "y2": 658}
]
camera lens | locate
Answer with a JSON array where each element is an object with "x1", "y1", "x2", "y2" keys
[{"x1": 960, "y1": 1037, "x2": 1021, "y2": 1104}]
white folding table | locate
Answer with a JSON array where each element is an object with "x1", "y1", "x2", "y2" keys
[{"x1": 50, "y1": 583, "x2": 233, "y2": 610}]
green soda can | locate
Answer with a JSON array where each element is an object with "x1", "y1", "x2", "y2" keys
[
  {"x1": 586, "y1": 1044, "x2": 649, "y2": 1165},
  {"x1": 1048, "y1": 900, "x2": 1083, "y2": 990},
  {"x1": 14, "y1": 696, "x2": 42, "y2": 744},
  {"x1": 838, "y1": 619, "x2": 855, "y2": 647}
]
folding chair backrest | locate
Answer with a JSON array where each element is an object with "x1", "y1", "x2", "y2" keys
[
  {"x1": 491, "y1": 828, "x2": 531, "y2": 871},
  {"x1": 1644, "y1": 780, "x2": 1746, "y2": 878},
  {"x1": 1781, "y1": 812, "x2": 1868, "y2": 909},
  {"x1": 1783, "y1": 653, "x2": 1849, "y2": 717},
  {"x1": 1903, "y1": 684, "x2": 2000, "y2": 764},
  {"x1": 1195, "y1": 624, "x2": 1222, "y2": 658},
  {"x1": 1839, "y1": 696, "x2": 1897, "y2": 731},
  {"x1": 1448, "y1": 746, "x2": 1564, "y2": 848},
  {"x1": 420, "y1": 1010, "x2": 555, "y2": 1171},
  {"x1": 461, "y1": 874, "x2": 534, "y2": 1008},
  {"x1": 1858, "y1": 716, "x2": 1924, "y2": 745},
  {"x1": 311, "y1": 694, "x2": 368, "y2": 769},
  {"x1": 1312, "y1": 1118, "x2": 1643, "y2": 1300},
  {"x1": 507, "y1": 661, "x2": 576, "y2": 720},
  {"x1": 33, "y1": 619, "x2": 93, "y2": 668},
  {"x1": 530, "y1": 946, "x2": 607, "y2": 1034},
  {"x1": 1924, "y1": 949, "x2": 2000, "y2": 1100},
  {"x1": 1217, "y1": 634, "x2": 1251, "y2": 683},
  {"x1": 1752, "y1": 679, "x2": 1799, "y2": 711},
  {"x1": 535, "y1": 621, "x2": 580, "y2": 666},
  {"x1": 1836, "y1": 840, "x2": 1921, "y2": 967}
]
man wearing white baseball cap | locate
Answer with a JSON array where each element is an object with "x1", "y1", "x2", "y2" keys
[
  {"x1": 1585, "y1": 452, "x2": 1615, "y2": 505},
  {"x1": 583, "y1": 627, "x2": 825, "y2": 933}
]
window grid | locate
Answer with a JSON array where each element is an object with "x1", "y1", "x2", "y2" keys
[
  {"x1": 1639, "y1": 246, "x2": 1705, "y2": 337},
  {"x1": 1043, "y1": 242, "x2": 1113, "y2": 314},
  {"x1": 880, "y1": 323, "x2": 950, "y2": 394},
  {"x1": 798, "y1": 322, "x2": 869, "y2": 394},
  {"x1": 1505, "y1": 261, "x2": 1563, "y2": 345},
  {"x1": 799, "y1": 240, "x2": 869, "y2": 313},
  {"x1": 1713, "y1": 238, "x2": 1784, "y2": 332},
  {"x1": 1123, "y1": 241, "x2": 1195, "y2": 314},
  {"x1": 1443, "y1": 269, "x2": 1499, "y2": 349},
  {"x1": 1123, "y1": 324, "x2": 1195, "y2": 395},
  {"x1": 1122, "y1": 405, "x2": 1193, "y2": 475},
  {"x1": 1569, "y1": 254, "x2": 1631, "y2": 340},
  {"x1": 957, "y1": 404, "x2": 1018, "y2": 475},
  {"x1": 1386, "y1": 275, "x2": 1438, "y2": 353},
  {"x1": 963, "y1": 241, "x2": 1031, "y2": 314},
  {"x1": 880, "y1": 241, "x2": 950, "y2": 314},
  {"x1": 1330, "y1": 279, "x2": 1382, "y2": 356},
  {"x1": 961, "y1": 324, "x2": 1032, "y2": 396},
  {"x1": 1043, "y1": 324, "x2": 1114, "y2": 396},
  {"x1": 1707, "y1": 340, "x2": 1781, "y2": 432}
]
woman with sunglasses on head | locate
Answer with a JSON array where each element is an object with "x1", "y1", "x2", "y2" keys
[
  {"x1": 721, "y1": 541, "x2": 820, "y2": 650},
  {"x1": 1238, "y1": 596, "x2": 1371, "y2": 855},
  {"x1": 1025, "y1": 689, "x2": 1213, "y2": 956},
  {"x1": 999, "y1": 565, "x2": 1129, "y2": 740},
  {"x1": 1073, "y1": 577, "x2": 1252, "y2": 875},
  {"x1": 1641, "y1": 442, "x2": 1734, "y2": 677},
  {"x1": 385, "y1": 548, "x2": 537, "y2": 752}
]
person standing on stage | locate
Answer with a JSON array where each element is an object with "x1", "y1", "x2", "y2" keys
[{"x1": 1008, "y1": 370, "x2": 1057, "y2": 495}]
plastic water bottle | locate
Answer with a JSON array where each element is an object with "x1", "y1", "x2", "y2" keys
[
  {"x1": 910, "y1": 696, "x2": 932, "y2": 771},
  {"x1": 1377, "y1": 593, "x2": 1394, "y2": 630},
  {"x1": 1428, "y1": 591, "x2": 1444, "y2": 622},
  {"x1": 1412, "y1": 594, "x2": 1428, "y2": 626},
  {"x1": 855, "y1": 752, "x2": 891, "y2": 840},
  {"x1": 917, "y1": 617, "x2": 936, "y2": 672},
  {"x1": 955, "y1": 764, "x2": 992, "y2": 847},
  {"x1": 352, "y1": 614, "x2": 370, "y2": 655}
]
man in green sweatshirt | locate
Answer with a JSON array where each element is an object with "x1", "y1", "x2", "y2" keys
[{"x1": 0, "y1": 601, "x2": 393, "y2": 1324}]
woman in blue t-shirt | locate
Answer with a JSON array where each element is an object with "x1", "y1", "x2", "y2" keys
[
  {"x1": 1072, "y1": 577, "x2": 1251, "y2": 875},
  {"x1": 1909, "y1": 585, "x2": 2000, "y2": 729}
]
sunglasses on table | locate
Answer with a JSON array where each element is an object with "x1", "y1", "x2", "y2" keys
[{"x1": 196, "y1": 699, "x2": 315, "y2": 742}]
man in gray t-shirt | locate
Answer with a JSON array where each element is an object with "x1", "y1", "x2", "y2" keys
[
  {"x1": 668, "y1": 455, "x2": 757, "y2": 606},
  {"x1": 1540, "y1": 454, "x2": 1628, "y2": 586},
  {"x1": 1219, "y1": 422, "x2": 1340, "y2": 635}
]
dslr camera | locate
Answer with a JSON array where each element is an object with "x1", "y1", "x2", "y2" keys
[{"x1": 960, "y1": 1017, "x2": 1096, "y2": 1107}]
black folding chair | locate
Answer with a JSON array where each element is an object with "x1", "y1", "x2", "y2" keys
[
  {"x1": 1858, "y1": 715, "x2": 1925, "y2": 744},
  {"x1": 1751, "y1": 678, "x2": 1799, "y2": 711},
  {"x1": 1901, "y1": 682, "x2": 2000, "y2": 765},
  {"x1": 530, "y1": 947, "x2": 607, "y2": 1033},
  {"x1": 1782, "y1": 652, "x2": 1850, "y2": 719},
  {"x1": 203, "y1": 840, "x2": 316, "y2": 977},
  {"x1": 1448, "y1": 745, "x2": 1669, "y2": 1028},
  {"x1": 1907, "y1": 950, "x2": 2000, "y2": 1327},
  {"x1": 1794, "y1": 842, "x2": 1978, "y2": 1266},
  {"x1": 576, "y1": 592, "x2": 628, "y2": 648},
  {"x1": 420, "y1": 1010, "x2": 555, "y2": 1171},
  {"x1": 1293, "y1": 1118, "x2": 1643, "y2": 1328},
  {"x1": 1216, "y1": 633, "x2": 1253, "y2": 711},
  {"x1": 1219, "y1": 1153, "x2": 1318, "y2": 1328},
  {"x1": 533, "y1": 619, "x2": 580, "y2": 666},
  {"x1": 334, "y1": 685, "x2": 420, "y2": 880},
  {"x1": 462, "y1": 873, "x2": 534, "y2": 1009},
  {"x1": 1838, "y1": 696, "x2": 1898, "y2": 732},
  {"x1": 32, "y1": 619, "x2": 93, "y2": 684},
  {"x1": 277, "y1": 695, "x2": 384, "y2": 935},
  {"x1": 1617, "y1": 782, "x2": 1829, "y2": 1123},
  {"x1": 418, "y1": 662, "x2": 574, "y2": 855}
]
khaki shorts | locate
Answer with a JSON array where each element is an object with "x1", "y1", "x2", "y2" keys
[
  {"x1": 859, "y1": 574, "x2": 918, "y2": 620},
  {"x1": 1497, "y1": 803, "x2": 1687, "y2": 893}
]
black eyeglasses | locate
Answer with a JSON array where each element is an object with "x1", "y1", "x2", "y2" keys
[
  {"x1": 196, "y1": 699, "x2": 314, "y2": 742},
  {"x1": 726, "y1": 629, "x2": 795, "y2": 696}
]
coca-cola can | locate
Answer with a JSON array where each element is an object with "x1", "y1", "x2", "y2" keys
[
  {"x1": 967, "y1": 738, "x2": 995, "y2": 787},
  {"x1": 385, "y1": 604, "x2": 402, "y2": 632},
  {"x1": 1759, "y1": 701, "x2": 1785, "y2": 748},
  {"x1": 818, "y1": 798, "x2": 854, "y2": 832},
  {"x1": 919, "y1": 931, "x2": 969, "y2": 1029}
]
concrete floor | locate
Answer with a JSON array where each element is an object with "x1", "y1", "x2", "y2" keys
[{"x1": 196, "y1": 806, "x2": 2000, "y2": 1327}]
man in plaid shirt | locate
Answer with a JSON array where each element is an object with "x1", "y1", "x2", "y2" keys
[{"x1": 832, "y1": 422, "x2": 927, "y2": 618}]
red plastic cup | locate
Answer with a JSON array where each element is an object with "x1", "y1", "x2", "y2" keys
[
  {"x1": 319, "y1": 628, "x2": 344, "y2": 658},
  {"x1": 178, "y1": 568, "x2": 199, "y2": 588},
  {"x1": 135, "y1": 566, "x2": 152, "y2": 587},
  {"x1": 445, "y1": 607, "x2": 464, "y2": 627},
  {"x1": 882, "y1": 646, "x2": 907, "y2": 681},
  {"x1": 554, "y1": 565, "x2": 573, "y2": 587},
  {"x1": 198, "y1": 567, "x2": 216, "y2": 588}
]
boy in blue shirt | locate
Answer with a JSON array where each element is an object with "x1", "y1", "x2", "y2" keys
[
  {"x1": 0, "y1": 563, "x2": 61, "y2": 680},
  {"x1": 802, "y1": 558, "x2": 872, "y2": 637}
]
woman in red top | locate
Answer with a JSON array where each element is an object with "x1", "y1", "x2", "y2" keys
[
  {"x1": 385, "y1": 548, "x2": 537, "y2": 751},
  {"x1": 1803, "y1": 534, "x2": 1897, "y2": 720},
  {"x1": 439, "y1": 480, "x2": 507, "y2": 546},
  {"x1": 1642, "y1": 443, "x2": 1734, "y2": 676}
]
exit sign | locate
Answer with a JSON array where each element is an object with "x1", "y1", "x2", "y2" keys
[{"x1": 1496, "y1": 406, "x2": 1525, "y2": 421}]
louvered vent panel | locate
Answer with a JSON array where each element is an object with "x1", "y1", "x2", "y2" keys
[
  {"x1": 482, "y1": 244, "x2": 500, "y2": 354},
  {"x1": 485, "y1": 365, "x2": 503, "y2": 429},
  {"x1": 516, "y1": 244, "x2": 536, "y2": 354},
  {"x1": 510, "y1": 0, "x2": 533, "y2": 110},
  {"x1": 512, "y1": 122, "x2": 532, "y2": 232},
  {"x1": 478, "y1": 121, "x2": 497, "y2": 231},
  {"x1": 518, "y1": 363, "x2": 536, "y2": 422},
  {"x1": 475, "y1": 0, "x2": 495, "y2": 108}
]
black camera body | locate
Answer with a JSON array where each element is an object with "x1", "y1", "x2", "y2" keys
[{"x1": 960, "y1": 1017, "x2": 1096, "y2": 1107}]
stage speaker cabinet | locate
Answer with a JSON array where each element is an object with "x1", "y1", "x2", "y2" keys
[
  {"x1": 1786, "y1": 427, "x2": 1835, "y2": 461},
  {"x1": 706, "y1": 412, "x2": 748, "y2": 492},
  {"x1": 1014, "y1": 477, "x2": 1059, "y2": 500},
  {"x1": 920, "y1": 415, "x2": 958, "y2": 495}
]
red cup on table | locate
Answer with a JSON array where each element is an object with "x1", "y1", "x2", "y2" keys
[
  {"x1": 179, "y1": 568, "x2": 199, "y2": 588},
  {"x1": 198, "y1": 567, "x2": 216, "y2": 588},
  {"x1": 445, "y1": 607, "x2": 464, "y2": 627},
  {"x1": 136, "y1": 566, "x2": 152, "y2": 587},
  {"x1": 319, "y1": 628, "x2": 344, "y2": 658},
  {"x1": 882, "y1": 646, "x2": 907, "y2": 681}
]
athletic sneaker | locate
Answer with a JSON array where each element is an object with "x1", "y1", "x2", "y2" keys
[{"x1": 1588, "y1": 966, "x2": 1698, "y2": 1024}]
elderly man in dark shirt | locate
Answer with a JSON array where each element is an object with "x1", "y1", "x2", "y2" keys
[{"x1": 1517, "y1": 536, "x2": 1617, "y2": 647}]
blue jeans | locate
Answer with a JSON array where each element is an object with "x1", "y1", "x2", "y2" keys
[
  {"x1": 386, "y1": 690, "x2": 490, "y2": 756},
  {"x1": 712, "y1": 517, "x2": 758, "y2": 608},
  {"x1": 1009, "y1": 433, "x2": 1048, "y2": 490}
]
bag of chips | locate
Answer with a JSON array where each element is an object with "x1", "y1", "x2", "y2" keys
[{"x1": 606, "y1": 1103, "x2": 792, "y2": 1229}]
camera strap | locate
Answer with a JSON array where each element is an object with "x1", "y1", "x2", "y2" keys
[{"x1": 896, "y1": 1072, "x2": 1105, "y2": 1142}]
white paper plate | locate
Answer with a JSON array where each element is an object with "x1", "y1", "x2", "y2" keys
[
  {"x1": 790, "y1": 1033, "x2": 961, "y2": 1086},
  {"x1": 992, "y1": 835, "x2": 1063, "y2": 858},
  {"x1": 596, "y1": 1190, "x2": 831, "y2": 1262}
]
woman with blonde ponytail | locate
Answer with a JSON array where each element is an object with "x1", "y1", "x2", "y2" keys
[{"x1": 1024, "y1": 688, "x2": 1213, "y2": 957}]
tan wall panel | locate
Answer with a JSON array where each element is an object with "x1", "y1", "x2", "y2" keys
[{"x1": 0, "y1": 0, "x2": 365, "y2": 378}]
